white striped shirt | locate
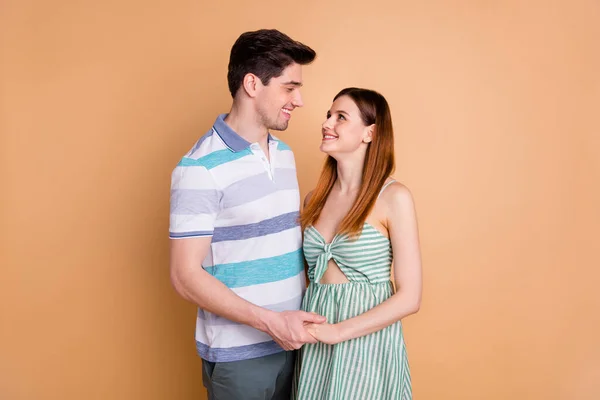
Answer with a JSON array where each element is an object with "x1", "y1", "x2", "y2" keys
[{"x1": 169, "y1": 114, "x2": 305, "y2": 362}]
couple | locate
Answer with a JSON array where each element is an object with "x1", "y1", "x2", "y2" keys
[{"x1": 169, "y1": 29, "x2": 422, "y2": 400}]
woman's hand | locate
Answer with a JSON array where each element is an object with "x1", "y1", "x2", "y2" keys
[{"x1": 305, "y1": 322, "x2": 344, "y2": 345}]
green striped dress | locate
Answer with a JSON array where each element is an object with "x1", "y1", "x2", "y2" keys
[{"x1": 291, "y1": 222, "x2": 412, "y2": 400}]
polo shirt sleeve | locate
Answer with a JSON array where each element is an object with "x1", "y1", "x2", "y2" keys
[{"x1": 169, "y1": 163, "x2": 221, "y2": 239}]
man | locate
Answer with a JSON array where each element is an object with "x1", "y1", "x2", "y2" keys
[{"x1": 169, "y1": 29, "x2": 325, "y2": 400}]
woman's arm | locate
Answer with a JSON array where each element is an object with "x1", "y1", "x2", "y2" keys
[{"x1": 305, "y1": 183, "x2": 422, "y2": 344}]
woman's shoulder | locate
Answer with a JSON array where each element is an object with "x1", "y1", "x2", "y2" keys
[{"x1": 378, "y1": 179, "x2": 415, "y2": 212}]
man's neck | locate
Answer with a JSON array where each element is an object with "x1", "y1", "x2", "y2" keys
[{"x1": 224, "y1": 104, "x2": 269, "y2": 149}]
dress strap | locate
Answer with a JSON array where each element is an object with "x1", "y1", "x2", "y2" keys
[{"x1": 377, "y1": 179, "x2": 396, "y2": 198}]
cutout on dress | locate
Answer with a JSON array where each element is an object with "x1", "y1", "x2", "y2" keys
[{"x1": 319, "y1": 258, "x2": 350, "y2": 284}]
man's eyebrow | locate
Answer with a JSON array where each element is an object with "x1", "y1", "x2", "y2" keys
[{"x1": 282, "y1": 81, "x2": 303, "y2": 87}]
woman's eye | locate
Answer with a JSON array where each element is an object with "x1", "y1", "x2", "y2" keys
[{"x1": 338, "y1": 114, "x2": 345, "y2": 121}]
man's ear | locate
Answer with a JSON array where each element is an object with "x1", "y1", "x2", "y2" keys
[{"x1": 242, "y1": 73, "x2": 261, "y2": 98}]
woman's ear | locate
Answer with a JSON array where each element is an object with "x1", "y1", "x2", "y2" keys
[{"x1": 363, "y1": 124, "x2": 375, "y2": 143}]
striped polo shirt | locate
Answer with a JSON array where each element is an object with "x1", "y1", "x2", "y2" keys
[{"x1": 169, "y1": 114, "x2": 305, "y2": 362}]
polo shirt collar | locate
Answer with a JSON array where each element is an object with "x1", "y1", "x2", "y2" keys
[{"x1": 213, "y1": 114, "x2": 275, "y2": 152}]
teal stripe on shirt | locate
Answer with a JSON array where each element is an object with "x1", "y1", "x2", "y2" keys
[
  {"x1": 273, "y1": 140, "x2": 292, "y2": 151},
  {"x1": 178, "y1": 148, "x2": 251, "y2": 170},
  {"x1": 205, "y1": 249, "x2": 304, "y2": 288}
]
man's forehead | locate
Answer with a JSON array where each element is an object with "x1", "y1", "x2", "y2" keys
[{"x1": 279, "y1": 63, "x2": 303, "y2": 80}]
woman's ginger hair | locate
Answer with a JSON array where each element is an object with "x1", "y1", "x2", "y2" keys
[{"x1": 300, "y1": 87, "x2": 395, "y2": 237}]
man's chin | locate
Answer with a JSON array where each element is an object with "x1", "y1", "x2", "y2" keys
[{"x1": 269, "y1": 123, "x2": 289, "y2": 132}]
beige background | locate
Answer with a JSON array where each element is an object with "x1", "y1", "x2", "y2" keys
[{"x1": 1, "y1": 0, "x2": 599, "y2": 399}]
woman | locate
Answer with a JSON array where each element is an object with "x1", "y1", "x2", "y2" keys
[{"x1": 292, "y1": 88, "x2": 422, "y2": 400}]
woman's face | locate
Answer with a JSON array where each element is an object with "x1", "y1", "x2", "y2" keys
[{"x1": 320, "y1": 95, "x2": 373, "y2": 156}]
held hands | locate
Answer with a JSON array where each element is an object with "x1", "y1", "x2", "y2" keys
[
  {"x1": 304, "y1": 322, "x2": 344, "y2": 345},
  {"x1": 265, "y1": 311, "x2": 326, "y2": 350}
]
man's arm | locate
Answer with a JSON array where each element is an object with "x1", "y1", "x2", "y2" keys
[{"x1": 170, "y1": 237, "x2": 325, "y2": 350}]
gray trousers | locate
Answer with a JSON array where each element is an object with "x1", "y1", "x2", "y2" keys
[{"x1": 202, "y1": 351, "x2": 296, "y2": 400}]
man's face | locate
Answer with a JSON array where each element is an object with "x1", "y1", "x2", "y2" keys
[{"x1": 255, "y1": 63, "x2": 304, "y2": 131}]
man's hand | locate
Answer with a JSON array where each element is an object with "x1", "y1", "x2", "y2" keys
[{"x1": 264, "y1": 311, "x2": 326, "y2": 350}]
